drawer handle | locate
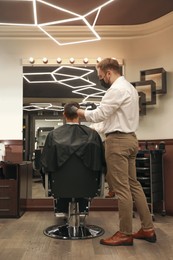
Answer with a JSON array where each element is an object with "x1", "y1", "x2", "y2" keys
[{"x1": 0, "y1": 185, "x2": 10, "y2": 188}]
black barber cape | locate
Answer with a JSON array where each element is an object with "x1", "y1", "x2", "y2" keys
[{"x1": 41, "y1": 124, "x2": 106, "y2": 173}]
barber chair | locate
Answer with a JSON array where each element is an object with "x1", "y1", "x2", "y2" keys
[{"x1": 43, "y1": 154, "x2": 105, "y2": 240}]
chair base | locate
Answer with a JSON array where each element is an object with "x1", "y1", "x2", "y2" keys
[{"x1": 43, "y1": 224, "x2": 105, "y2": 240}]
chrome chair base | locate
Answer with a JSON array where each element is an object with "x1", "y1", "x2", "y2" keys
[{"x1": 43, "y1": 224, "x2": 105, "y2": 240}]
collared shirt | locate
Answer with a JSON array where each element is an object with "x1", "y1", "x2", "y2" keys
[
  {"x1": 84, "y1": 76, "x2": 139, "y2": 135},
  {"x1": 66, "y1": 122, "x2": 79, "y2": 125}
]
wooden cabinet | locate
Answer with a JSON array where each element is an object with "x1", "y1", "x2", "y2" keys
[{"x1": 0, "y1": 161, "x2": 32, "y2": 218}]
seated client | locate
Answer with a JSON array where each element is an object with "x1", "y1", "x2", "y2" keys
[{"x1": 40, "y1": 102, "x2": 106, "y2": 212}]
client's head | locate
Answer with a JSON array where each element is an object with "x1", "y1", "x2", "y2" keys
[{"x1": 64, "y1": 102, "x2": 80, "y2": 122}]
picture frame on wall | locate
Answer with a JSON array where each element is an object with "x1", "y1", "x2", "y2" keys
[
  {"x1": 131, "y1": 80, "x2": 156, "y2": 105},
  {"x1": 140, "y1": 67, "x2": 167, "y2": 94}
]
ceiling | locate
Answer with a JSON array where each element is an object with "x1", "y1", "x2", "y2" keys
[
  {"x1": 1, "y1": 0, "x2": 172, "y2": 108},
  {"x1": 0, "y1": 0, "x2": 172, "y2": 46},
  {"x1": 0, "y1": 0, "x2": 172, "y2": 26}
]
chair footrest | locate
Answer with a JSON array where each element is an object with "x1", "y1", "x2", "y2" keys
[{"x1": 43, "y1": 224, "x2": 105, "y2": 240}]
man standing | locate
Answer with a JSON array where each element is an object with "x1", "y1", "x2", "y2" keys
[{"x1": 76, "y1": 58, "x2": 156, "y2": 246}]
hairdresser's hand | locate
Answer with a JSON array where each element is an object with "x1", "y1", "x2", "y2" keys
[
  {"x1": 71, "y1": 105, "x2": 85, "y2": 118},
  {"x1": 76, "y1": 108, "x2": 85, "y2": 118}
]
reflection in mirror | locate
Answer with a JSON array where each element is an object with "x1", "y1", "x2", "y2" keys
[
  {"x1": 29, "y1": 118, "x2": 63, "y2": 198},
  {"x1": 23, "y1": 65, "x2": 102, "y2": 198},
  {"x1": 35, "y1": 119, "x2": 63, "y2": 148},
  {"x1": 23, "y1": 63, "x2": 124, "y2": 199},
  {"x1": 32, "y1": 118, "x2": 64, "y2": 198}
]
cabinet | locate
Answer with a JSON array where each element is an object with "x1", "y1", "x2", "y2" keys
[
  {"x1": 0, "y1": 161, "x2": 32, "y2": 218},
  {"x1": 136, "y1": 150, "x2": 165, "y2": 219}
]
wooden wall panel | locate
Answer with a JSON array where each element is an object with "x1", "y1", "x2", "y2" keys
[{"x1": 1, "y1": 139, "x2": 173, "y2": 215}]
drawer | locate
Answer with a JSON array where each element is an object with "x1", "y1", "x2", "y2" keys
[
  {"x1": 0, "y1": 179, "x2": 17, "y2": 187},
  {"x1": 0, "y1": 180, "x2": 17, "y2": 197},
  {"x1": 0, "y1": 180, "x2": 18, "y2": 217},
  {"x1": 0, "y1": 198, "x2": 18, "y2": 216}
]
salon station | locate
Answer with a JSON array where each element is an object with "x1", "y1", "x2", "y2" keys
[{"x1": 0, "y1": 0, "x2": 173, "y2": 259}]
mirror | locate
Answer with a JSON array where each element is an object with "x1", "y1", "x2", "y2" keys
[
  {"x1": 23, "y1": 65, "x2": 105, "y2": 198},
  {"x1": 23, "y1": 63, "x2": 123, "y2": 199}
]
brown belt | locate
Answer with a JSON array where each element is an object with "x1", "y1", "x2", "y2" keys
[{"x1": 105, "y1": 131, "x2": 133, "y2": 137}]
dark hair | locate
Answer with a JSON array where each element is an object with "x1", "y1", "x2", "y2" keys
[
  {"x1": 96, "y1": 58, "x2": 121, "y2": 74},
  {"x1": 64, "y1": 102, "x2": 80, "y2": 119}
]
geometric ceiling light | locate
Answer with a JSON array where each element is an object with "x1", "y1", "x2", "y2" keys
[
  {"x1": 23, "y1": 65, "x2": 106, "y2": 103},
  {"x1": 73, "y1": 86, "x2": 106, "y2": 100},
  {"x1": 23, "y1": 103, "x2": 64, "y2": 112},
  {"x1": 23, "y1": 66, "x2": 96, "y2": 89},
  {"x1": 0, "y1": 0, "x2": 115, "y2": 46},
  {"x1": 32, "y1": 103, "x2": 64, "y2": 111},
  {"x1": 45, "y1": 104, "x2": 64, "y2": 112},
  {"x1": 23, "y1": 64, "x2": 106, "y2": 108},
  {"x1": 23, "y1": 105, "x2": 44, "y2": 111}
]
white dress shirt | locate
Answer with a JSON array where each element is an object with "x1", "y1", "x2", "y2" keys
[{"x1": 85, "y1": 76, "x2": 139, "y2": 135}]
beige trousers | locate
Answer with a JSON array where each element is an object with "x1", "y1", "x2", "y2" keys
[{"x1": 105, "y1": 132, "x2": 154, "y2": 235}]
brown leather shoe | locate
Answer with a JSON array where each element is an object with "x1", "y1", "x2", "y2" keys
[
  {"x1": 133, "y1": 228, "x2": 157, "y2": 243},
  {"x1": 100, "y1": 231, "x2": 133, "y2": 246},
  {"x1": 105, "y1": 191, "x2": 115, "y2": 198}
]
